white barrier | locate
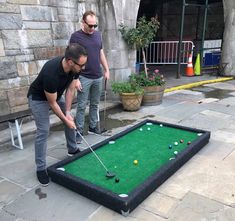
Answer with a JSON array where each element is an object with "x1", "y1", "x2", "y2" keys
[{"x1": 137, "y1": 41, "x2": 195, "y2": 65}]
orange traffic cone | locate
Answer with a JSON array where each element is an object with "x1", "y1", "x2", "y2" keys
[{"x1": 185, "y1": 53, "x2": 194, "y2": 77}]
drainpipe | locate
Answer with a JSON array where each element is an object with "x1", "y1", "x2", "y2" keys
[
  {"x1": 177, "y1": 0, "x2": 186, "y2": 79},
  {"x1": 200, "y1": 0, "x2": 208, "y2": 71}
]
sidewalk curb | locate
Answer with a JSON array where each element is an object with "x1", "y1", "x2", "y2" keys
[{"x1": 165, "y1": 77, "x2": 234, "y2": 93}]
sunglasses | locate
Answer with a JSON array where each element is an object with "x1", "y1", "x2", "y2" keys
[
  {"x1": 84, "y1": 20, "x2": 98, "y2": 29},
  {"x1": 71, "y1": 59, "x2": 86, "y2": 68}
]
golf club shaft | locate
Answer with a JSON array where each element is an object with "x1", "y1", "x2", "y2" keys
[
  {"x1": 76, "y1": 130, "x2": 109, "y2": 172},
  {"x1": 103, "y1": 79, "x2": 107, "y2": 128},
  {"x1": 96, "y1": 107, "x2": 101, "y2": 132}
]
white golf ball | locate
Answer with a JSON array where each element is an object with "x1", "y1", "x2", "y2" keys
[
  {"x1": 147, "y1": 127, "x2": 151, "y2": 130},
  {"x1": 139, "y1": 128, "x2": 143, "y2": 131},
  {"x1": 160, "y1": 124, "x2": 163, "y2": 127}
]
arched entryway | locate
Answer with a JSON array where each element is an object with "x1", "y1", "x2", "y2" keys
[{"x1": 137, "y1": 0, "x2": 224, "y2": 77}]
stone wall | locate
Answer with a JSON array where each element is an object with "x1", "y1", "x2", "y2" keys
[
  {"x1": 222, "y1": 0, "x2": 235, "y2": 76},
  {"x1": 0, "y1": 0, "x2": 78, "y2": 116},
  {"x1": 0, "y1": 0, "x2": 140, "y2": 117}
]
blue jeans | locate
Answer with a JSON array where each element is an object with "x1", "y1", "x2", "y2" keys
[
  {"x1": 76, "y1": 75, "x2": 103, "y2": 133},
  {"x1": 28, "y1": 96, "x2": 77, "y2": 171}
]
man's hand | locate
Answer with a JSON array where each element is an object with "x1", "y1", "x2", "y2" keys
[
  {"x1": 75, "y1": 79, "x2": 82, "y2": 91},
  {"x1": 104, "y1": 69, "x2": 110, "y2": 80},
  {"x1": 65, "y1": 118, "x2": 76, "y2": 129}
]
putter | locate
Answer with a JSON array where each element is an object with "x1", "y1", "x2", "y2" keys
[
  {"x1": 102, "y1": 79, "x2": 107, "y2": 133},
  {"x1": 76, "y1": 129, "x2": 115, "y2": 178},
  {"x1": 96, "y1": 79, "x2": 107, "y2": 134},
  {"x1": 97, "y1": 107, "x2": 101, "y2": 133}
]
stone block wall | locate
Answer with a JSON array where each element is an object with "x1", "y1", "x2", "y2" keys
[
  {"x1": 0, "y1": 0, "x2": 140, "y2": 117},
  {"x1": 0, "y1": 0, "x2": 80, "y2": 116}
]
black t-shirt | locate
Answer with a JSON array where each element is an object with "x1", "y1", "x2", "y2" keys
[{"x1": 27, "y1": 56, "x2": 78, "y2": 101}]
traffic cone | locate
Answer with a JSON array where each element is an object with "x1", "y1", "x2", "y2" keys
[
  {"x1": 194, "y1": 53, "x2": 201, "y2": 76},
  {"x1": 185, "y1": 53, "x2": 194, "y2": 77}
]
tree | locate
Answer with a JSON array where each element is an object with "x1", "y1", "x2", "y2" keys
[{"x1": 119, "y1": 15, "x2": 160, "y2": 76}]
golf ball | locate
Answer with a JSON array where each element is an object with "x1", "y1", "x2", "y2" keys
[{"x1": 133, "y1": 160, "x2": 138, "y2": 165}]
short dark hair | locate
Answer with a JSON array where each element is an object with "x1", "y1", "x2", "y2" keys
[
  {"x1": 64, "y1": 43, "x2": 87, "y2": 60},
  {"x1": 82, "y1": 10, "x2": 96, "y2": 22}
]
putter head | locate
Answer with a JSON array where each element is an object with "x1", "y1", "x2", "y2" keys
[
  {"x1": 106, "y1": 171, "x2": 115, "y2": 178},
  {"x1": 101, "y1": 128, "x2": 107, "y2": 133}
]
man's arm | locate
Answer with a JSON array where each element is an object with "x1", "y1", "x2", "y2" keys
[
  {"x1": 100, "y1": 49, "x2": 110, "y2": 80},
  {"x1": 65, "y1": 79, "x2": 77, "y2": 120},
  {"x1": 44, "y1": 91, "x2": 76, "y2": 129}
]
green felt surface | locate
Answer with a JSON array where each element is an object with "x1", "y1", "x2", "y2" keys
[{"x1": 63, "y1": 123, "x2": 200, "y2": 195}]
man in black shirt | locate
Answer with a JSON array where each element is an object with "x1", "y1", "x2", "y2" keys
[{"x1": 28, "y1": 43, "x2": 87, "y2": 186}]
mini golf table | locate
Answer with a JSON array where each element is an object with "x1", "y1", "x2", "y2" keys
[{"x1": 48, "y1": 119, "x2": 210, "y2": 215}]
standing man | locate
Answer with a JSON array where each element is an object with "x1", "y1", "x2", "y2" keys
[
  {"x1": 69, "y1": 10, "x2": 110, "y2": 141},
  {"x1": 27, "y1": 43, "x2": 87, "y2": 186}
]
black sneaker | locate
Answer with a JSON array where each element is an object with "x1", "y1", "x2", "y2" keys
[
  {"x1": 67, "y1": 148, "x2": 81, "y2": 157},
  {"x1": 88, "y1": 127, "x2": 101, "y2": 135},
  {"x1": 36, "y1": 170, "x2": 49, "y2": 186}
]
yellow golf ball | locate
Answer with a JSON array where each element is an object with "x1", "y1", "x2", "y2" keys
[{"x1": 133, "y1": 160, "x2": 138, "y2": 165}]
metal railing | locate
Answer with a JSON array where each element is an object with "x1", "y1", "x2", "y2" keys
[{"x1": 137, "y1": 41, "x2": 195, "y2": 65}]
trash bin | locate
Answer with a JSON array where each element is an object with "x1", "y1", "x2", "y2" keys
[{"x1": 204, "y1": 51, "x2": 221, "y2": 66}]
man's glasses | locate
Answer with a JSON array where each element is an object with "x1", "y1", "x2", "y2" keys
[
  {"x1": 71, "y1": 59, "x2": 86, "y2": 68},
  {"x1": 84, "y1": 20, "x2": 98, "y2": 29}
]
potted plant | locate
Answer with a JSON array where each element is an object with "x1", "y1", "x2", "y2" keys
[
  {"x1": 130, "y1": 68, "x2": 166, "y2": 106},
  {"x1": 119, "y1": 15, "x2": 160, "y2": 77},
  {"x1": 111, "y1": 78, "x2": 144, "y2": 111}
]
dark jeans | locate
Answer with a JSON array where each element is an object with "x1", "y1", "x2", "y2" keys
[{"x1": 75, "y1": 75, "x2": 103, "y2": 133}]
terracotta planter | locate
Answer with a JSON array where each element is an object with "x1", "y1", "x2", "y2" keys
[
  {"x1": 120, "y1": 93, "x2": 143, "y2": 111},
  {"x1": 142, "y1": 85, "x2": 165, "y2": 106}
]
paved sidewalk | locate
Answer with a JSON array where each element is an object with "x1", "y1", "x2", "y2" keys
[{"x1": 1, "y1": 74, "x2": 235, "y2": 221}]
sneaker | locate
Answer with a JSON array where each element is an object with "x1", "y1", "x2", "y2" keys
[
  {"x1": 36, "y1": 170, "x2": 49, "y2": 186},
  {"x1": 88, "y1": 126, "x2": 101, "y2": 135},
  {"x1": 76, "y1": 132, "x2": 83, "y2": 144},
  {"x1": 67, "y1": 148, "x2": 81, "y2": 157}
]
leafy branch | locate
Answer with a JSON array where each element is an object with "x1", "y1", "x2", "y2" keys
[{"x1": 119, "y1": 16, "x2": 160, "y2": 76}]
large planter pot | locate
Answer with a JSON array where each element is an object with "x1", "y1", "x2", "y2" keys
[
  {"x1": 142, "y1": 85, "x2": 165, "y2": 106},
  {"x1": 120, "y1": 93, "x2": 143, "y2": 111}
]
